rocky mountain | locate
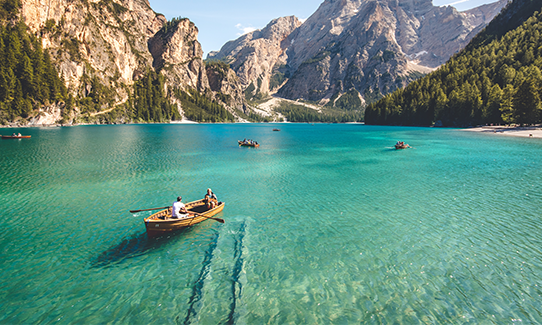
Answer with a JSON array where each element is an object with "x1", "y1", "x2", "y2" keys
[
  {"x1": 364, "y1": 0, "x2": 542, "y2": 126},
  {"x1": 208, "y1": 16, "x2": 302, "y2": 98},
  {"x1": 210, "y1": 0, "x2": 509, "y2": 106},
  {"x1": 12, "y1": 0, "x2": 246, "y2": 125}
]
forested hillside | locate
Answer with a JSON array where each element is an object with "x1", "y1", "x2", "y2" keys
[
  {"x1": 365, "y1": 0, "x2": 542, "y2": 127},
  {"x1": 0, "y1": 19, "x2": 67, "y2": 124},
  {"x1": 0, "y1": 0, "x2": 248, "y2": 125}
]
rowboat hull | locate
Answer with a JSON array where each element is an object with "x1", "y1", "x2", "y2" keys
[
  {"x1": 2, "y1": 135, "x2": 31, "y2": 139},
  {"x1": 238, "y1": 140, "x2": 259, "y2": 147},
  {"x1": 395, "y1": 144, "x2": 409, "y2": 149},
  {"x1": 144, "y1": 199, "x2": 224, "y2": 235}
]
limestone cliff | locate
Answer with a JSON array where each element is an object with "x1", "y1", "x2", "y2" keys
[
  {"x1": 148, "y1": 18, "x2": 209, "y2": 91},
  {"x1": 22, "y1": 0, "x2": 165, "y2": 102},
  {"x1": 281, "y1": 0, "x2": 508, "y2": 103},
  {"x1": 18, "y1": 0, "x2": 246, "y2": 124},
  {"x1": 208, "y1": 16, "x2": 301, "y2": 97},
  {"x1": 211, "y1": 0, "x2": 508, "y2": 106}
]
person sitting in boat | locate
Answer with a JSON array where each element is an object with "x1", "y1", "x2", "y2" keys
[
  {"x1": 17, "y1": 133, "x2": 21, "y2": 137},
  {"x1": 12, "y1": 133, "x2": 16, "y2": 136},
  {"x1": 171, "y1": 196, "x2": 191, "y2": 219},
  {"x1": 204, "y1": 188, "x2": 218, "y2": 209}
]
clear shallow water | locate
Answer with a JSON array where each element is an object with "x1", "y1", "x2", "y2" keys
[{"x1": 0, "y1": 124, "x2": 541, "y2": 324}]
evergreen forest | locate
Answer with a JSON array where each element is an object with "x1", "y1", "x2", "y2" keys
[
  {"x1": 174, "y1": 88, "x2": 235, "y2": 123},
  {"x1": 365, "y1": 0, "x2": 542, "y2": 127},
  {"x1": 275, "y1": 101, "x2": 363, "y2": 123},
  {"x1": 0, "y1": 19, "x2": 67, "y2": 124},
  {"x1": 132, "y1": 70, "x2": 180, "y2": 123}
]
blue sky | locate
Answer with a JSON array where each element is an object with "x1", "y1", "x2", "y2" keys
[{"x1": 148, "y1": 0, "x2": 502, "y2": 57}]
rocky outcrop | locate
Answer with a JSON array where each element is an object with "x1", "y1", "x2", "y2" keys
[
  {"x1": 148, "y1": 18, "x2": 210, "y2": 92},
  {"x1": 280, "y1": 0, "x2": 508, "y2": 103},
  {"x1": 205, "y1": 62, "x2": 247, "y2": 112},
  {"x1": 21, "y1": 0, "x2": 165, "y2": 102},
  {"x1": 208, "y1": 16, "x2": 301, "y2": 96},
  {"x1": 211, "y1": 0, "x2": 508, "y2": 105},
  {"x1": 463, "y1": 0, "x2": 510, "y2": 27},
  {"x1": 19, "y1": 0, "x2": 246, "y2": 122}
]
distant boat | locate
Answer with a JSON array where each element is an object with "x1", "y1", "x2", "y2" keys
[
  {"x1": 2, "y1": 135, "x2": 31, "y2": 139},
  {"x1": 395, "y1": 142, "x2": 410, "y2": 149},
  {"x1": 273, "y1": 128, "x2": 280, "y2": 131},
  {"x1": 144, "y1": 199, "x2": 225, "y2": 236},
  {"x1": 238, "y1": 140, "x2": 260, "y2": 147}
]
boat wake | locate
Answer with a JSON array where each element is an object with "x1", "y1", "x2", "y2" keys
[{"x1": 180, "y1": 220, "x2": 248, "y2": 324}]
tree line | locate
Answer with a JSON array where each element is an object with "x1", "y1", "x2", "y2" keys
[
  {"x1": 275, "y1": 102, "x2": 363, "y2": 123},
  {"x1": 174, "y1": 88, "x2": 235, "y2": 123},
  {"x1": 365, "y1": 2, "x2": 542, "y2": 127}
]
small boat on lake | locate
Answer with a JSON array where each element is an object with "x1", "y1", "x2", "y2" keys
[
  {"x1": 144, "y1": 199, "x2": 225, "y2": 236},
  {"x1": 395, "y1": 141, "x2": 410, "y2": 149},
  {"x1": 2, "y1": 135, "x2": 31, "y2": 139},
  {"x1": 238, "y1": 140, "x2": 260, "y2": 147},
  {"x1": 273, "y1": 128, "x2": 280, "y2": 131}
]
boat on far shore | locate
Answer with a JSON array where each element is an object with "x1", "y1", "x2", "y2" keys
[
  {"x1": 2, "y1": 135, "x2": 31, "y2": 139},
  {"x1": 273, "y1": 128, "x2": 280, "y2": 131}
]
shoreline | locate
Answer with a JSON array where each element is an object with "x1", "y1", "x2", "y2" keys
[
  {"x1": 2, "y1": 123, "x2": 541, "y2": 139},
  {"x1": 462, "y1": 125, "x2": 542, "y2": 138}
]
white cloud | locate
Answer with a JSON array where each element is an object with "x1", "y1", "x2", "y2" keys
[{"x1": 235, "y1": 23, "x2": 257, "y2": 36}]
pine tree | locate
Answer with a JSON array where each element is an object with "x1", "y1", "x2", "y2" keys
[{"x1": 513, "y1": 78, "x2": 541, "y2": 124}]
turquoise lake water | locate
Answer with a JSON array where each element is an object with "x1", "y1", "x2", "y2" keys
[{"x1": 0, "y1": 123, "x2": 541, "y2": 324}]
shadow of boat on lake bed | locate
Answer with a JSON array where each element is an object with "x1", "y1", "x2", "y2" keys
[{"x1": 90, "y1": 228, "x2": 194, "y2": 268}]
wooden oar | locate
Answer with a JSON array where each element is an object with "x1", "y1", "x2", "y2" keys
[
  {"x1": 129, "y1": 206, "x2": 170, "y2": 213},
  {"x1": 193, "y1": 213, "x2": 225, "y2": 223}
]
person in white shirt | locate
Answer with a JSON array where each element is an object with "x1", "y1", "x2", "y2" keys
[{"x1": 171, "y1": 196, "x2": 191, "y2": 219}]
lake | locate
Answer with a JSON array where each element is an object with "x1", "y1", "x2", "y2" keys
[{"x1": 0, "y1": 123, "x2": 541, "y2": 323}]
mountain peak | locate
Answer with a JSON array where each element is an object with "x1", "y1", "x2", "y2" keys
[{"x1": 211, "y1": 0, "x2": 507, "y2": 104}]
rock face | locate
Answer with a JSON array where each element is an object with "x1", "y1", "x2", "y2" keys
[
  {"x1": 148, "y1": 18, "x2": 210, "y2": 92},
  {"x1": 21, "y1": 0, "x2": 164, "y2": 101},
  {"x1": 211, "y1": 0, "x2": 509, "y2": 105},
  {"x1": 19, "y1": 0, "x2": 245, "y2": 120},
  {"x1": 208, "y1": 16, "x2": 301, "y2": 96}
]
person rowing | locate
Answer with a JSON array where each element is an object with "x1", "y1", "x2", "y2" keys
[{"x1": 171, "y1": 196, "x2": 193, "y2": 219}]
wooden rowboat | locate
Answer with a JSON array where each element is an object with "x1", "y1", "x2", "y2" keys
[
  {"x1": 2, "y1": 135, "x2": 31, "y2": 139},
  {"x1": 144, "y1": 199, "x2": 225, "y2": 235},
  {"x1": 238, "y1": 140, "x2": 259, "y2": 147},
  {"x1": 273, "y1": 128, "x2": 280, "y2": 131}
]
